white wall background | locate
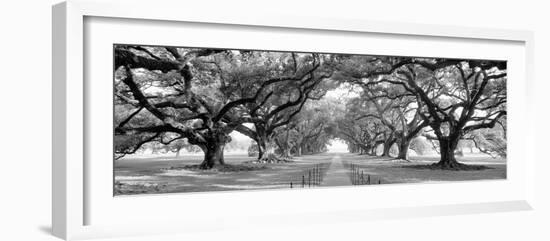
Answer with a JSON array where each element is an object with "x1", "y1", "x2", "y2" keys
[{"x1": 0, "y1": 0, "x2": 548, "y2": 240}]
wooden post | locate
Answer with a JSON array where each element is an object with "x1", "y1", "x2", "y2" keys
[
  {"x1": 318, "y1": 165, "x2": 320, "y2": 185},
  {"x1": 308, "y1": 170, "x2": 311, "y2": 187},
  {"x1": 355, "y1": 168, "x2": 358, "y2": 185},
  {"x1": 353, "y1": 164, "x2": 355, "y2": 185},
  {"x1": 320, "y1": 164, "x2": 323, "y2": 185},
  {"x1": 352, "y1": 165, "x2": 354, "y2": 184},
  {"x1": 351, "y1": 167, "x2": 355, "y2": 185},
  {"x1": 356, "y1": 169, "x2": 359, "y2": 185},
  {"x1": 355, "y1": 167, "x2": 357, "y2": 185},
  {"x1": 312, "y1": 167, "x2": 314, "y2": 186},
  {"x1": 317, "y1": 165, "x2": 319, "y2": 185},
  {"x1": 314, "y1": 166, "x2": 317, "y2": 186}
]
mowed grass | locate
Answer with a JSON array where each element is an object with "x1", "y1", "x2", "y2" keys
[
  {"x1": 114, "y1": 152, "x2": 506, "y2": 195},
  {"x1": 343, "y1": 153, "x2": 506, "y2": 184},
  {"x1": 115, "y1": 153, "x2": 333, "y2": 195}
]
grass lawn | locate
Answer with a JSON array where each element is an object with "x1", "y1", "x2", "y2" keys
[
  {"x1": 114, "y1": 152, "x2": 506, "y2": 195},
  {"x1": 343, "y1": 153, "x2": 506, "y2": 184},
  {"x1": 115, "y1": 153, "x2": 333, "y2": 195}
]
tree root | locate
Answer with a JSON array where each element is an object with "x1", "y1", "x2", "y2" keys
[
  {"x1": 250, "y1": 155, "x2": 294, "y2": 164},
  {"x1": 391, "y1": 158, "x2": 412, "y2": 163},
  {"x1": 199, "y1": 162, "x2": 215, "y2": 170},
  {"x1": 403, "y1": 161, "x2": 491, "y2": 171}
]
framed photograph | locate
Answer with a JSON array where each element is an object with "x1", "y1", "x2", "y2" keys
[{"x1": 53, "y1": 0, "x2": 535, "y2": 240}]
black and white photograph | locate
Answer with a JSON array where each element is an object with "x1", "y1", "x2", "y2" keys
[
  {"x1": 6, "y1": 0, "x2": 550, "y2": 240},
  {"x1": 113, "y1": 45, "x2": 507, "y2": 195}
]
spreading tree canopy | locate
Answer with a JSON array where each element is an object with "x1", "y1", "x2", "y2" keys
[{"x1": 114, "y1": 45, "x2": 506, "y2": 170}]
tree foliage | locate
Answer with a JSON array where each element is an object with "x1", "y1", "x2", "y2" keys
[{"x1": 114, "y1": 45, "x2": 507, "y2": 170}]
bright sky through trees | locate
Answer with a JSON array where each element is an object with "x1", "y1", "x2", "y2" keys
[{"x1": 327, "y1": 139, "x2": 348, "y2": 153}]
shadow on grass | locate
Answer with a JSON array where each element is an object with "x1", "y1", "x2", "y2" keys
[
  {"x1": 166, "y1": 163, "x2": 269, "y2": 173},
  {"x1": 401, "y1": 163, "x2": 493, "y2": 171}
]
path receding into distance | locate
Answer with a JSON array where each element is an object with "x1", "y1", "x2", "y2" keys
[{"x1": 321, "y1": 153, "x2": 352, "y2": 186}]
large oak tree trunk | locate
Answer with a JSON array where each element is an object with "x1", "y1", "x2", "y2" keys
[
  {"x1": 254, "y1": 126, "x2": 280, "y2": 163},
  {"x1": 277, "y1": 131, "x2": 293, "y2": 160},
  {"x1": 257, "y1": 139, "x2": 266, "y2": 160},
  {"x1": 258, "y1": 139, "x2": 278, "y2": 163},
  {"x1": 397, "y1": 138, "x2": 411, "y2": 160},
  {"x1": 368, "y1": 145, "x2": 376, "y2": 156},
  {"x1": 351, "y1": 146, "x2": 356, "y2": 153},
  {"x1": 434, "y1": 136, "x2": 462, "y2": 169},
  {"x1": 255, "y1": 131, "x2": 281, "y2": 163},
  {"x1": 382, "y1": 139, "x2": 395, "y2": 157},
  {"x1": 362, "y1": 145, "x2": 370, "y2": 155},
  {"x1": 303, "y1": 143, "x2": 310, "y2": 155},
  {"x1": 199, "y1": 142, "x2": 225, "y2": 169},
  {"x1": 198, "y1": 131, "x2": 228, "y2": 169},
  {"x1": 256, "y1": 140, "x2": 264, "y2": 160},
  {"x1": 280, "y1": 147, "x2": 292, "y2": 160}
]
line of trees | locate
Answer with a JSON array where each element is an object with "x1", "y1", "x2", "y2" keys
[
  {"x1": 114, "y1": 46, "x2": 507, "y2": 170},
  {"x1": 334, "y1": 56, "x2": 507, "y2": 169},
  {"x1": 114, "y1": 46, "x2": 336, "y2": 168}
]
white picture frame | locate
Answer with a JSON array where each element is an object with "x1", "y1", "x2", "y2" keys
[{"x1": 52, "y1": 0, "x2": 535, "y2": 240}]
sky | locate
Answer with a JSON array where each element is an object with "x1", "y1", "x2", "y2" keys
[{"x1": 327, "y1": 139, "x2": 349, "y2": 153}]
